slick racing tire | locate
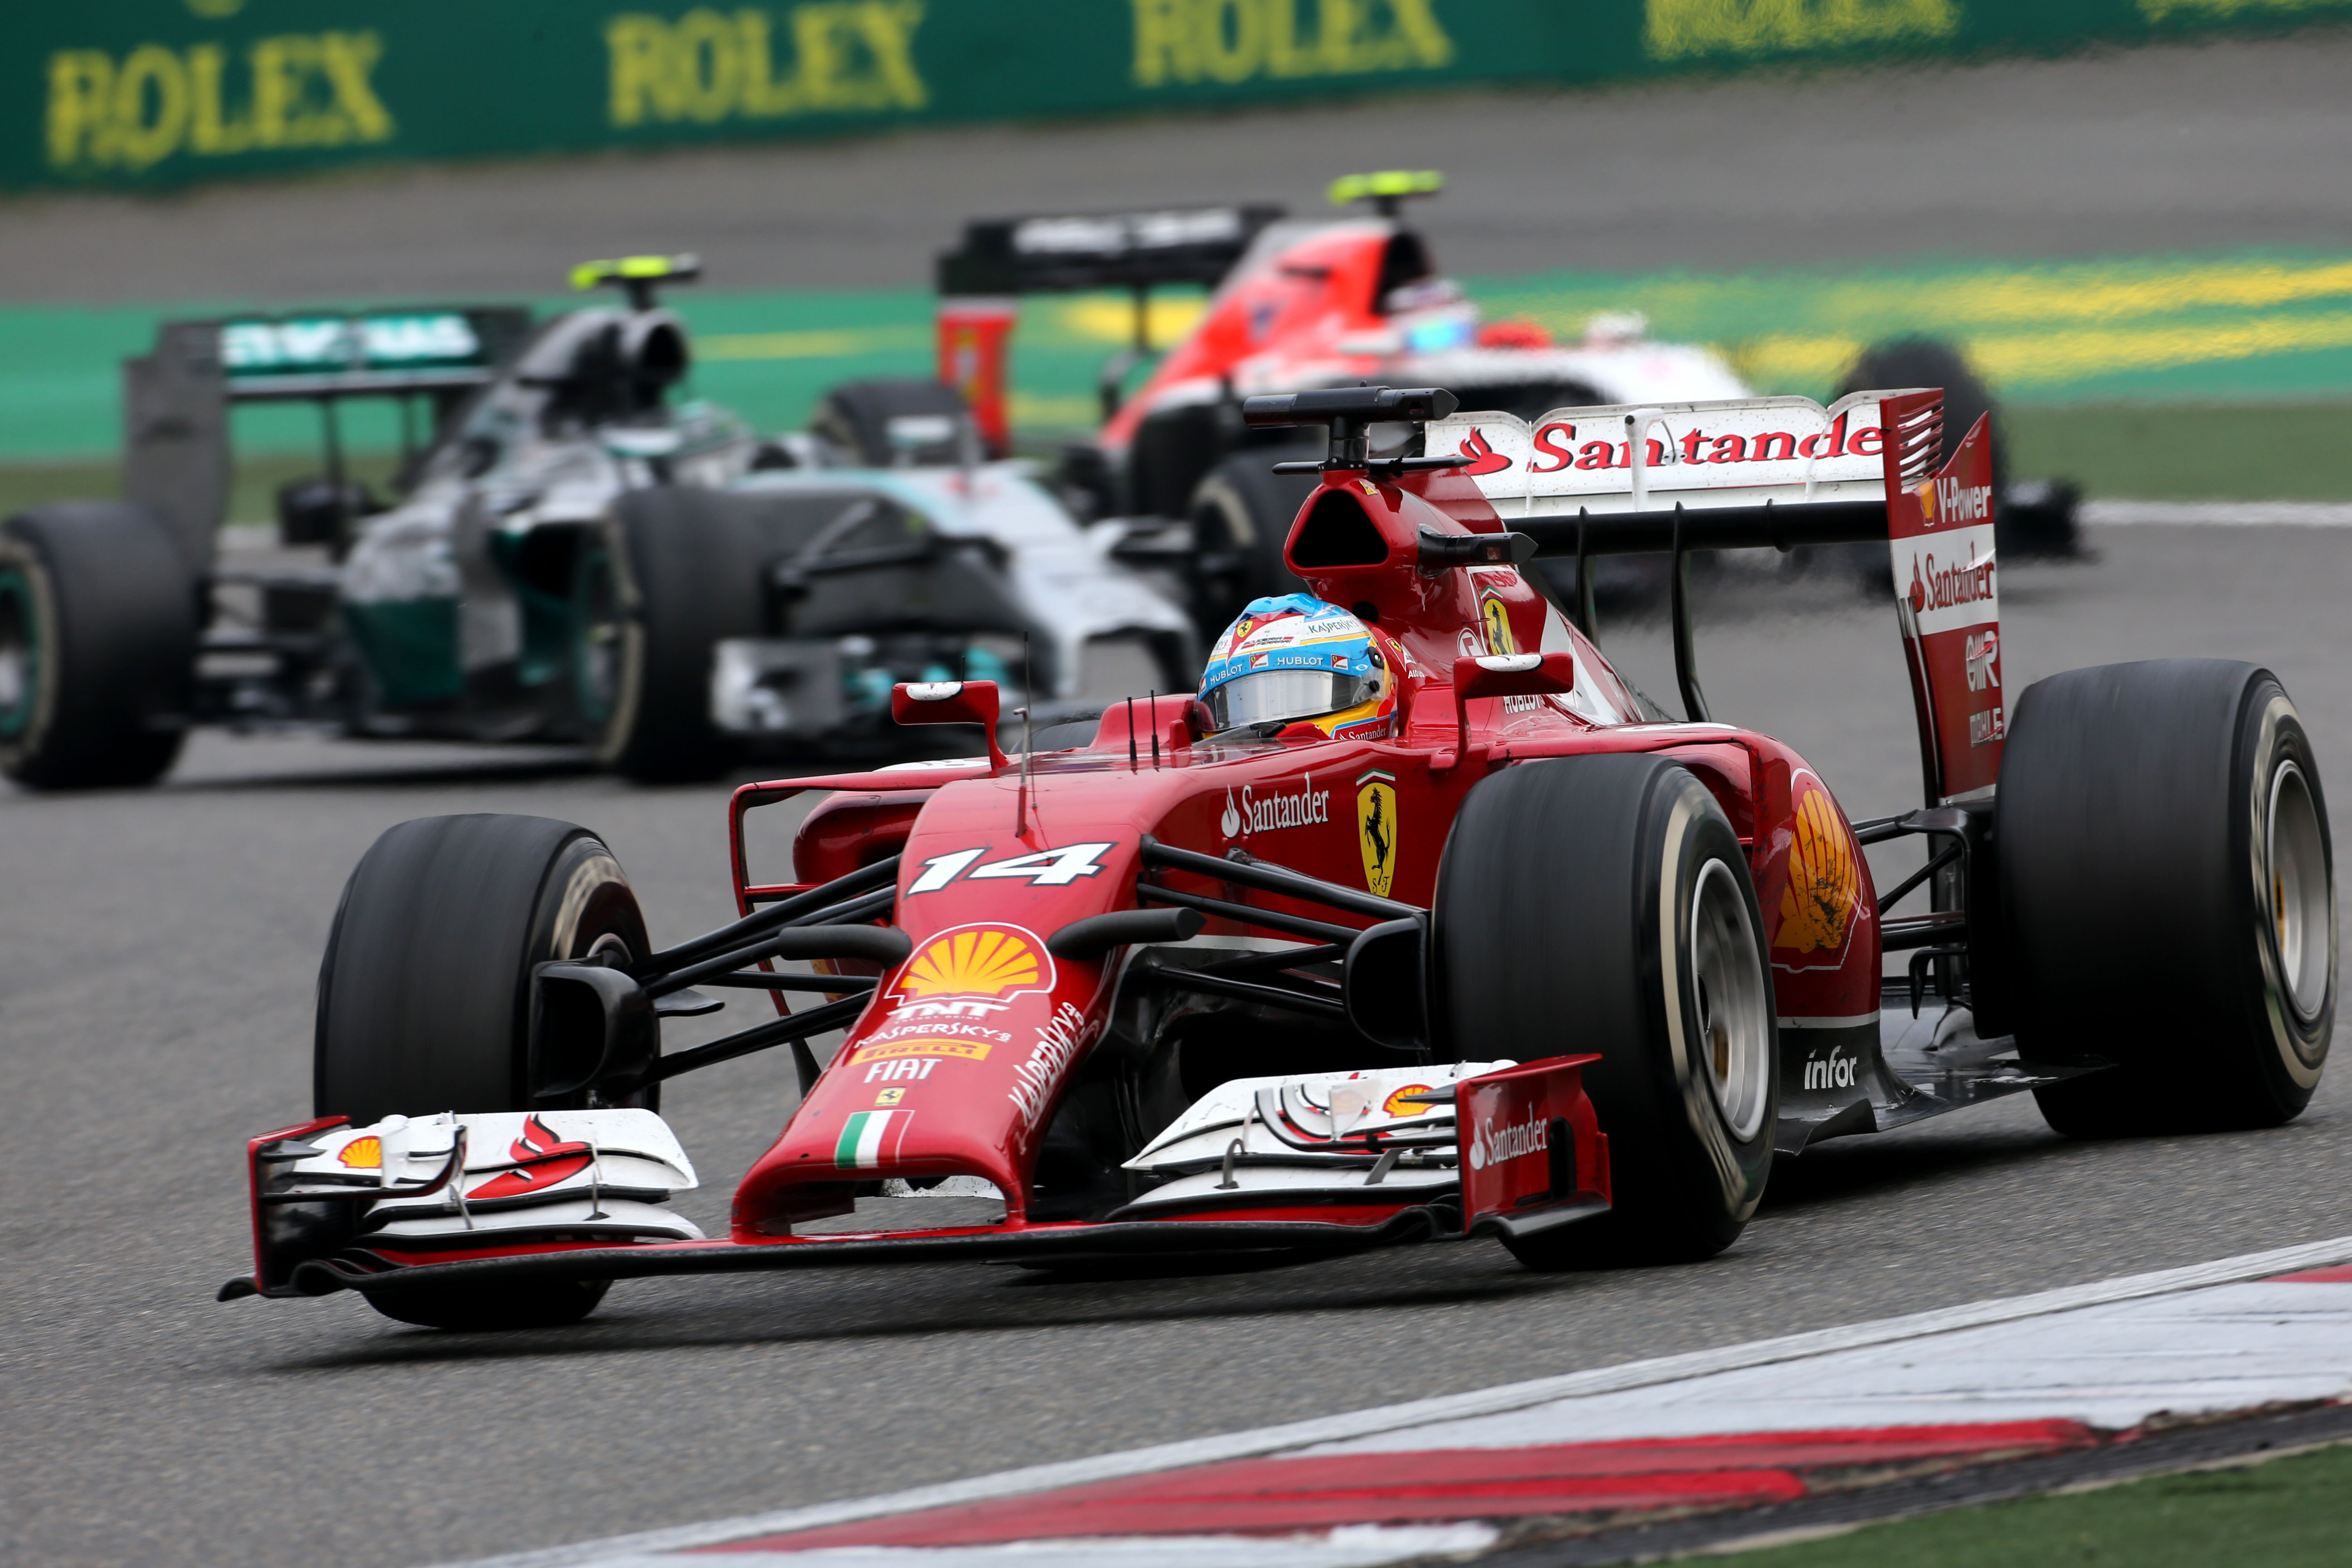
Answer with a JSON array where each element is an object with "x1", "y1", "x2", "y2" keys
[
  {"x1": 315, "y1": 814, "x2": 652, "y2": 1329},
  {"x1": 0, "y1": 503, "x2": 195, "y2": 789},
  {"x1": 2001, "y1": 661, "x2": 2334, "y2": 1136},
  {"x1": 1186, "y1": 445, "x2": 1322, "y2": 635},
  {"x1": 1436, "y1": 755, "x2": 1777, "y2": 1266},
  {"x1": 593, "y1": 486, "x2": 765, "y2": 782}
]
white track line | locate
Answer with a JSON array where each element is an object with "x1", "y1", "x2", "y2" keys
[
  {"x1": 433, "y1": 1234, "x2": 2352, "y2": 1568},
  {"x1": 2081, "y1": 500, "x2": 2352, "y2": 527}
]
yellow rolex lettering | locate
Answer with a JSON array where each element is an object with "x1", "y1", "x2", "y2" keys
[
  {"x1": 1199, "y1": 0, "x2": 1265, "y2": 82},
  {"x1": 1132, "y1": 0, "x2": 1192, "y2": 84},
  {"x1": 1131, "y1": 0, "x2": 1455, "y2": 88},
  {"x1": 319, "y1": 32, "x2": 394, "y2": 143},
  {"x1": 736, "y1": 8, "x2": 803, "y2": 114},
  {"x1": 607, "y1": 15, "x2": 674, "y2": 125},
  {"x1": 187, "y1": 45, "x2": 254, "y2": 154},
  {"x1": 46, "y1": 51, "x2": 114, "y2": 167},
  {"x1": 672, "y1": 8, "x2": 745, "y2": 122},
  {"x1": 791, "y1": 4, "x2": 850, "y2": 108},
  {"x1": 604, "y1": 5, "x2": 926, "y2": 127},
  {"x1": 109, "y1": 45, "x2": 190, "y2": 171},
  {"x1": 1391, "y1": 0, "x2": 1456, "y2": 67},
  {"x1": 247, "y1": 35, "x2": 304, "y2": 148},
  {"x1": 856, "y1": 1, "x2": 928, "y2": 109}
]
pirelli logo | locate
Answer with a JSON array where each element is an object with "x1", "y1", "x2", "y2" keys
[{"x1": 850, "y1": 1038, "x2": 992, "y2": 1063}]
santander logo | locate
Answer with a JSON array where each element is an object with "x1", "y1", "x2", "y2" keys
[
  {"x1": 1466, "y1": 1105, "x2": 1548, "y2": 1171},
  {"x1": 1455, "y1": 428, "x2": 1510, "y2": 475}
]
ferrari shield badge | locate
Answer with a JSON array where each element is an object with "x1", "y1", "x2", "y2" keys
[
  {"x1": 1357, "y1": 769, "x2": 1398, "y2": 897},
  {"x1": 1479, "y1": 591, "x2": 1518, "y2": 657}
]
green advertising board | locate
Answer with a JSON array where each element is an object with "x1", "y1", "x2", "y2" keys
[{"x1": 11, "y1": 0, "x2": 2352, "y2": 192}]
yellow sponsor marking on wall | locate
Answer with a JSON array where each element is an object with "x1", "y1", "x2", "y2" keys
[
  {"x1": 607, "y1": 2, "x2": 926, "y2": 128},
  {"x1": 2140, "y1": 0, "x2": 2352, "y2": 19},
  {"x1": 696, "y1": 325, "x2": 929, "y2": 360},
  {"x1": 47, "y1": 32, "x2": 392, "y2": 172},
  {"x1": 1059, "y1": 294, "x2": 1209, "y2": 345},
  {"x1": 1645, "y1": 0, "x2": 1956, "y2": 60},
  {"x1": 1734, "y1": 311, "x2": 2352, "y2": 392},
  {"x1": 1132, "y1": 0, "x2": 1453, "y2": 89}
]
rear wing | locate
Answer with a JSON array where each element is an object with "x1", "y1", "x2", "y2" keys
[
  {"x1": 122, "y1": 306, "x2": 532, "y2": 567},
  {"x1": 935, "y1": 205, "x2": 1283, "y2": 451},
  {"x1": 936, "y1": 205, "x2": 1284, "y2": 297},
  {"x1": 1427, "y1": 390, "x2": 2002, "y2": 807},
  {"x1": 216, "y1": 307, "x2": 531, "y2": 401}
]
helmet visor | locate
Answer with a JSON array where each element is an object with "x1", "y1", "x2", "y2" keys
[{"x1": 1206, "y1": 668, "x2": 1376, "y2": 732}]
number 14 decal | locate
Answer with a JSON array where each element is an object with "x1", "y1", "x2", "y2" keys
[{"x1": 907, "y1": 842, "x2": 1116, "y2": 893}]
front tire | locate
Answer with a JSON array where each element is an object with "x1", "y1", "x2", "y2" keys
[
  {"x1": 2001, "y1": 661, "x2": 2334, "y2": 1135},
  {"x1": 1437, "y1": 755, "x2": 1778, "y2": 1266},
  {"x1": 0, "y1": 503, "x2": 194, "y2": 789},
  {"x1": 315, "y1": 814, "x2": 652, "y2": 1329}
]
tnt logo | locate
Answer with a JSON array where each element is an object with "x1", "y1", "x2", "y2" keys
[{"x1": 1965, "y1": 629, "x2": 2000, "y2": 692}]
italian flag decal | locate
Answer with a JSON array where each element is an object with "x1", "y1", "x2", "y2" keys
[{"x1": 834, "y1": 1109, "x2": 908, "y2": 1169}]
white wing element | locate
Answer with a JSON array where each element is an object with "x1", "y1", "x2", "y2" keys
[
  {"x1": 1115, "y1": 1062, "x2": 1512, "y2": 1218},
  {"x1": 279, "y1": 1109, "x2": 705, "y2": 1245},
  {"x1": 1429, "y1": 390, "x2": 1924, "y2": 518}
]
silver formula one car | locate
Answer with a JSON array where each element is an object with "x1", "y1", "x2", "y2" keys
[{"x1": 0, "y1": 258, "x2": 1192, "y2": 788}]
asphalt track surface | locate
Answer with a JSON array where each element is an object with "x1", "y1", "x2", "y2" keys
[
  {"x1": 6, "y1": 27, "x2": 2352, "y2": 305},
  {"x1": 3, "y1": 522, "x2": 2350, "y2": 1568}
]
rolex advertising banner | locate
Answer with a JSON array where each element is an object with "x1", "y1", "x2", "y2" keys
[{"x1": 14, "y1": 0, "x2": 2348, "y2": 193}]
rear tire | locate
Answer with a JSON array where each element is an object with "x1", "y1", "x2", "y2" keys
[
  {"x1": 2000, "y1": 661, "x2": 2334, "y2": 1136},
  {"x1": 1436, "y1": 755, "x2": 1778, "y2": 1266},
  {"x1": 315, "y1": 814, "x2": 652, "y2": 1330},
  {"x1": 594, "y1": 487, "x2": 764, "y2": 782},
  {"x1": 0, "y1": 503, "x2": 194, "y2": 789},
  {"x1": 1832, "y1": 339, "x2": 2004, "y2": 590}
]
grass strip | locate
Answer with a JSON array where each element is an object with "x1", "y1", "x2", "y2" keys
[{"x1": 1695, "y1": 1439, "x2": 2352, "y2": 1568}]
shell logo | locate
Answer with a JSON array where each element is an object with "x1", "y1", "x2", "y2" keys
[
  {"x1": 1776, "y1": 784, "x2": 1860, "y2": 954},
  {"x1": 1382, "y1": 1083, "x2": 1436, "y2": 1118},
  {"x1": 1916, "y1": 478, "x2": 1939, "y2": 525},
  {"x1": 893, "y1": 924, "x2": 1052, "y2": 1001},
  {"x1": 337, "y1": 1135, "x2": 382, "y2": 1170}
]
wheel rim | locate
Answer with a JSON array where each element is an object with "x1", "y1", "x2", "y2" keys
[
  {"x1": 1690, "y1": 858, "x2": 1771, "y2": 1141},
  {"x1": 572, "y1": 545, "x2": 619, "y2": 726},
  {"x1": 2267, "y1": 760, "x2": 2330, "y2": 1019}
]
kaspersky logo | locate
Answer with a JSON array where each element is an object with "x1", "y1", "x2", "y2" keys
[{"x1": 1466, "y1": 1104, "x2": 1548, "y2": 1171}]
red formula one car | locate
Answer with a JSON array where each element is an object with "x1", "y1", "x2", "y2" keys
[{"x1": 223, "y1": 385, "x2": 2333, "y2": 1330}]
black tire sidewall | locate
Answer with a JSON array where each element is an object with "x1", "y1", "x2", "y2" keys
[
  {"x1": 2005, "y1": 661, "x2": 2335, "y2": 1132},
  {"x1": 0, "y1": 505, "x2": 195, "y2": 789},
  {"x1": 596, "y1": 487, "x2": 764, "y2": 781}
]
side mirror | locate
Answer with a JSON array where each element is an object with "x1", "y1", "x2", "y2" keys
[
  {"x1": 891, "y1": 680, "x2": 1008, "y2": 769},
  {"x1": 1450, "y1": 652, "x2": 1577, "y2": 764}
]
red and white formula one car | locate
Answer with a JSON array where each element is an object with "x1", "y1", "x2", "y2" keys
[{"x1": 224, "y1": 385, "x2": 2332, "y2": 1330}]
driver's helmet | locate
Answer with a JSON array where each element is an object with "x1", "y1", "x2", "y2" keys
[{"x1": 1200, "y1": 593, "x2": 1400, "y2": 740}]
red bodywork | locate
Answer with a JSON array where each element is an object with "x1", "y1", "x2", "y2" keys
[{"x1": 722, "y1": 461, "x2": 1875, "y2": 1237}]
